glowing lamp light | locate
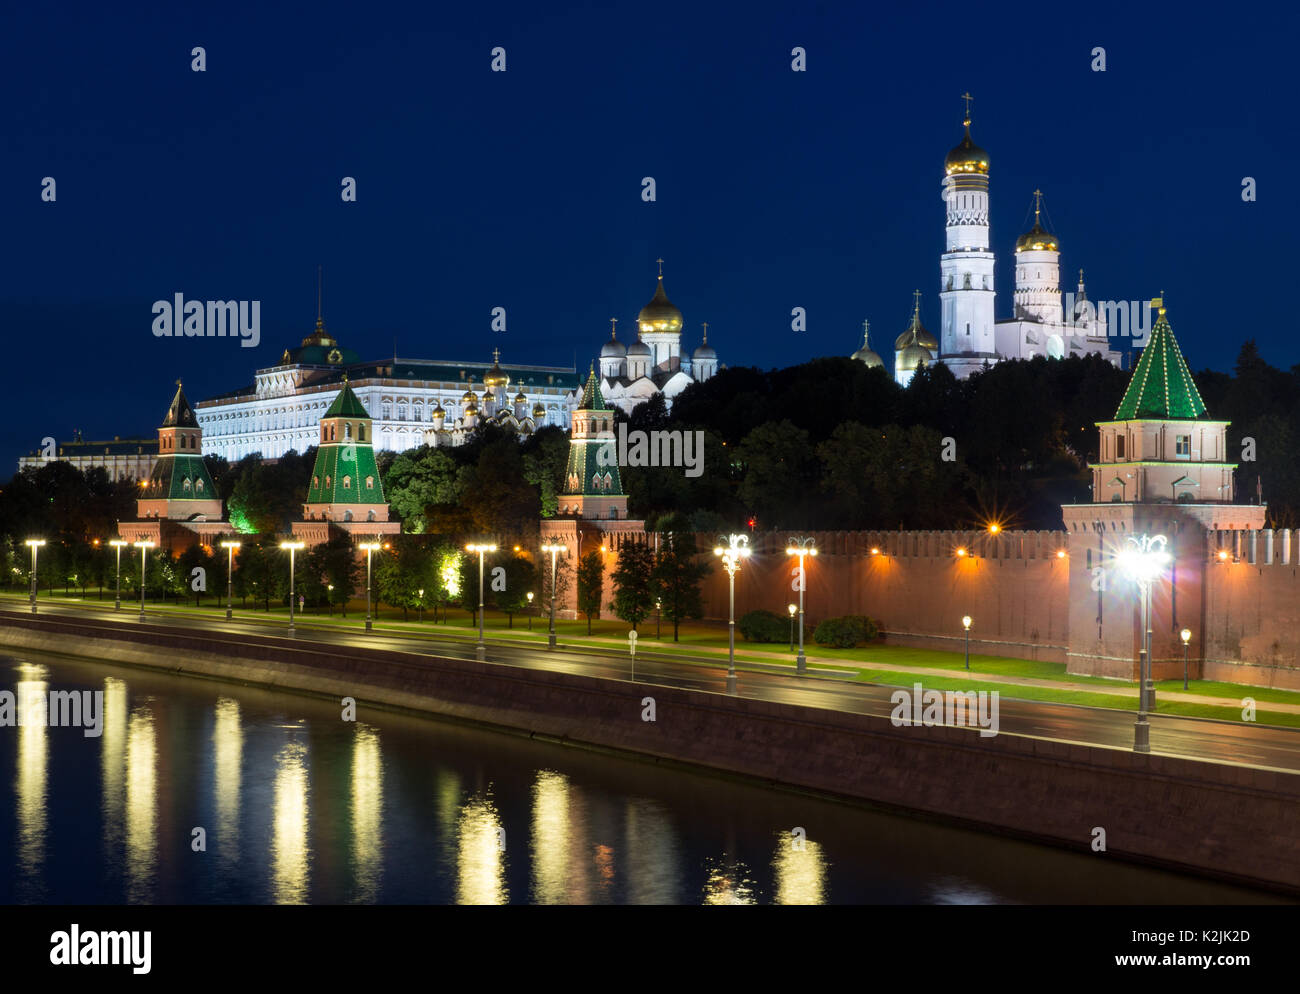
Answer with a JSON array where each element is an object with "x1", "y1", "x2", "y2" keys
[
  {"x1": 988, "y1": 523, "x2": 1001, "y2": 535},
  {"x1": 870, "y1": 547, "x2": 881, "y2": 556},
  {"x1": 787, "y1": 603, "x2": 797, "y2": 617},
  {"x1": 1217, "y1": 549, "x2": 1229, "y2": 562},
  {"x1": 1116, "y1": 534, "x2": 1171, "y2": 585},
  {"x1": 1056, "y1": 549, "x2": 1066, "y2": 559},
  {"x1": 962, "y1": 615, "x2": 972, "y2": 630},
  {"x1": 955, "y1": 547, "x2": 968, "y2": 558},
  {"x1": 1180, "y1": 628, "x2": 1192, "y2": 645}
]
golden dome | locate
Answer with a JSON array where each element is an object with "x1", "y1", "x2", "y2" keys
[
  {"x1": 851, "y1": 321, "x2": 883, "y2": 368},
  {"x1": 944, "y1": 119, "x2": 989, "y2": 176},
  {"x1": 514, "y1": 391, "x2": 527, "y2": 404},
  {"x1": 894, "y1": 300, "x2": 937, "y2": 351},
  {"x1": 898, "y1": 342, "x2": 933, "y2": 372},
  {"x1": 637, "y1": 273, "x2": 683, "y2": 334},
  {"x1": 465, "y1": 402, "x2": 479, "y2": 417},
  {"x1": 1016, "y1": 220, "x2": 1058, "y2": 253},
  {"x1": 483, "y1": 348, "x2": 509, "y2": 388},
  {"x1": 461, "y1": 390, "x2": 477, "y2": 403},
  {"x1": 532, "y1": 403, "x2": 546, "y2": 417}
]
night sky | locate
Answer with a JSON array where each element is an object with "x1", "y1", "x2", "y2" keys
[{"x1": 2, "y1": 2, "x2": 1290, "y2": 468}]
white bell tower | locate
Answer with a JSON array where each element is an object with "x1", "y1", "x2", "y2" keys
[{"x1": 939, "y1": 93, "x2": 998, "y2": 379}]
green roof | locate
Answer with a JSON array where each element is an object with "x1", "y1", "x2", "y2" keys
[
  {"x1": 162, "y1": 383, "x2": 199, "y2": 428},
  {"x1": 324, "y1": 380, "x2": 372, "y2": 419},
  {"x1": 144, "y1": 453, "x2": 216, "y2": 501},
  {"x1": 306, "y1": 443, "x2": 385, "y2": 504},
  {"x1": 1113, "y1": 310, "x2": 1207, "y2": 420},
  {"x1": 578, "y1": 366, "x2": 607, "y2": 411}
]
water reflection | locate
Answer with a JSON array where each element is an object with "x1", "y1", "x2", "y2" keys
[
  {"x1": 101, "y1": 677, "x2": 127, "y2": 871},
  {"x1": 624, "y1": 797, "x2": 679, "y2": 904},
  {"x1": 271, "y1": 738, "x2": 310, "y2": 904},
  {"x1": 213, "y1": 698, "x2": 242, "y2": 870},
  {"x1": 125, "y1": 704, "x2": 157, "y2": 903},
  {"x1": 457, "y1": 792, "x2": 507, "y2": 905},
  {"x1": 15, "y1": 664, "x2": 48, "y2": 901},
  {"x1": 351, "y1": 725, "x2": 383, "y2": 902},
  {"x1": 531, "y1": 770, "x2": 574, "y2": 904},
  {"x1": 772, "y1": 832, "x2": 828, "y2": 905},
  {"x1": 702, "y1": 856, "x2": 757, "y2": 905}
]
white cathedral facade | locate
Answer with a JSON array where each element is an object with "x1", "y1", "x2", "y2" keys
[
  {"x1": 598, "y1": 262, "x2": 720, "y2": 415},
  {"x1": 854, "y1": 99, "x2": 1122, "y2": 387}
]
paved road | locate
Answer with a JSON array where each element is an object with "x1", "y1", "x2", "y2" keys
[{"x1": 6, "y1": 599, "x2": 1300, "y2": 774}]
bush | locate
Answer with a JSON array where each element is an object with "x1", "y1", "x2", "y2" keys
[
  {"x1": 738, "y1": 609, "x2": 790, "y2": 643},
  {"x1": 813, "y1": 614, "x2": 880, "y2": 648}
]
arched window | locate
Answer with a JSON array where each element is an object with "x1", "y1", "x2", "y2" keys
[
  {"x1": 182, "y1": 477, "x2": 192, "y2": 492},
  {"x1": 343, "y1": 475, "x2": 352, "y2": 490},
  {"x1": 344, "y1": 509, "x2": 353, "y2": 521},
  {"x1": 345, "y1": 422, "x2": 352, "y2": 441},
  {"x1": 366, "y1": 476, "x2": 375, "y2": 489},
  {"x1": 367, "y1": 510, "x2": 376, "y2": 521},
  {"x1": 195, "y1": 479, "x2": 204, "y2": 493},
  {"x1": 312, "y1": 475, "x2": 319, "y2": 488},
  {"x1": 358, "y1": 424, "x2": 366, "y2": 442},
  {"x1": 325, "y1": 475, "x2": 331, "y2": 488}
]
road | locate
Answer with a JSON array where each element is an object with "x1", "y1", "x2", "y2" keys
[{"x1": 5, "y1": 598, "x2": 1300, "y2": 773}]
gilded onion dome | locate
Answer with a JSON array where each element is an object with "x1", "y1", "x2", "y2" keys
[
  {"x1": 1016, "y1": 195, "x2": 1058, "y2": 253},
  {"x1": 532, "y1": 402, "x2": 546, "y2": 418},
  {"x1": 851, "y1": 321, "x2": 883, "y2": 368},
  {"x1": 464, "y1": 402, "x2": 479, "y2": 417},
  {"x1": 637, "y1": 265, "x2": 683, "y2": 334},
  {"x1": 432, "y1": 403, "x2": 446, "y2": 417},
  {"x1": 899, "y1": 341, "x2": 933, "y2": 372},
  {"x1": 461, "y1": 389, "x2": 477, "y2": 404},
  {"x1": 894, "y1": 297, "x2": 937, "y2": 351},
  {"x1": 944, "y1": 116, "x2": 989, "y2": 176},
  {"x1": 483, "y1": 349, "x2": 509, "y2": 388},
  {"x1": 514, "y1": 391, "x2": 527, "y2": 404}
]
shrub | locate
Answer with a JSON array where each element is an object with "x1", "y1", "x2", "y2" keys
[
  {"x1": 813, "y1": 614, "x2": 880, "y2": 648},
  {"x1": 738, "y1": 609, "x2": 789, "y2": 643}
]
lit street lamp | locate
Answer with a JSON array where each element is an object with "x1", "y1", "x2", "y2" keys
[
  {"x1": 109, "y1": 539, "x2": 128, "y2": 611},
  {"x1": 219, "y1": 540, "x2": 240, "y2": 620},
  {"x1": 1116, "y1": 533, "x2": 1171, "y2": 753},
  {"x1": 418, "y1": 588, "x2": 425, "y2": 624},
  {"x1": 280, "y1": 541, "x2": 305, "y2": 637},
  {"x1": 359, "y1": 541, "x2": 381, "y2": 632},
  {"x1": 466, "y1": 542, "x2": 498, "y2": 661},
  {"x1": 785, "y1": 537, "x2": 818, "y2": 675},
  {"x1": 25, "y1": 539, "x2": 46, "y2": 614},
  {"x1": 655, "y1": 598, "x2": 661, "y2": 640},
  {"x1": 526, "y1": 591, "x2": 534, "y2": 630},
  {"x1": 541, "y1": 542, "x2": 566, "y2": 651},
  {"x1": 1181, "y1": 627, "x2": 1192, "y2": 690},
  {"x1": 962, "y1": 615, "x2": 972, "y2": 670},
  {"x1": 132, "y1": 540, "x2": 155, "y2": 622},
  {"x1": 714, "y1": 534, "x2": 752, "y2": 694},
  {"x1": 787, "y1": 602, "x2": 797, "y2": 652}
]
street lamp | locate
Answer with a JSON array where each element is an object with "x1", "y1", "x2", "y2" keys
[
  {"x1": 541, "y1": 542, "x2": 566, "y2": 650},
  {"x1": 1116, "y1": 533, "x2": 1171, "y2": 753},
  {"x1": 526, "y1": 591, "x2": 534, "y2": 630},
  {"x1": 279, "y1": 541, "x2": 305, "y2": 637},
  {"x1": 359, "y1": 541, "x2": 381, "y2": 632},
  {"x1": 109, "y1": 539, "x2": 128, "y2": 611},
  {"x1": 656, "y1": 598, "x2": 661, "y2": 639},
  {"x1": 787, "y1": 602, "x2": 797, "y2": 652},
  {"x1": 132, "y1": 540, "x2": 155, "y2": 622},
  {"x1": 713, "y1": 534, "x2": 752, "y2": 694},
  {"x1": 219, "y1": 540, "x2": 240, "y2": 620},
  {"x1": 418, "y1": 588, "x2": 425, "y2": 624},
  {"x1": 1181, "y1": 628, "x2": 1192, "y2": 690},
  {"x1": 466, "y1": 542, "x2": 497, "y2": 661},
  {"x1": 25, "y1": 539, "x2": 46, "y2": 614},
  {"x1": 785, "y1": 537, "x2": 818, "y2": 675},
  {"x1": 962, "y1": 615, "x2": 972, "y2": 670}
]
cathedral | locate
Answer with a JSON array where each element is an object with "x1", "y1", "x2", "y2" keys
[
  {"x1": 853, "y1": 97, "x2": 1122, "y2": 386},
  {"x1": 598, "y1": 261, "x2": 720, "y2": 414}
]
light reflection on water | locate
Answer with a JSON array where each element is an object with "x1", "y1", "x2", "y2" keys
[{"x1": 0, "y1": 651, "x2": 1288, "y2": 906}]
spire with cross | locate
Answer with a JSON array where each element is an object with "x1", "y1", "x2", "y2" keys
[
  {"x1": 862, "y1": 318, "x2": 871, "y2": 347},
  {"x1": 656, "y1": 257, "x2": 664, "y2": 280},
  {"x1": 609, "y1": 317, "x2": 618, "y2": 339},
  {"x1": 701, "y1": 321, "x2": 709, "y2": 344},
  {"x1": 1033, "y1": 188, "x2": 1043, "y2": 223},
  {"x1": 961, "y1": 91, "x2": 973, "y2": 124}
]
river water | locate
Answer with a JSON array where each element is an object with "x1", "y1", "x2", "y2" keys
[{"x1": 0, "y1": 650, "x2": 1282, "y2": 905}]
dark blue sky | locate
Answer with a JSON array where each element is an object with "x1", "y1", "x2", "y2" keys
[{"x1": 2, "y1": 2, "x2": 1290, "y2": 468}]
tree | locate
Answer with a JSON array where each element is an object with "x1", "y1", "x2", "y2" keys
[
  {"x1": 384, "y1": 446, "x2": 463, "y2": 533},
  {"x1": 495, "y1": 555, "x2": 538, "y2": 628},
  {"x1": 576, "y1": 550, "x2": 604, "y2": 634},
  {"x1": 611, "y1": 540, "x2": 656, "y2": 631},
  {"x1": 651, "y1": 524, "x2": 711, "y2": 641},
  {"x1": 376, "y1": 537, "x2": 432, "y2": 620}
]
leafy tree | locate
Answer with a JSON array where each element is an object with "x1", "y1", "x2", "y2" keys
[
  {"x1": 651, "y1": 522, "x2": 711, "y2": 641},
  {"x1": 611, "y1": 540, "x2": 656, "y2": 631},
  {"x1": 384, "y1": 446, "x2": 463, "y2": 533},
  {"x1": 576, "y1": 550, "x2": 604, "y2": 634},
  {"x1": 495, "y1": 554, "x2": 538, "y2": 627}
]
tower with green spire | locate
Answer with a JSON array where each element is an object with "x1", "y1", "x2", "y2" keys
[
  {"x1": 300, "y1": 376, "x2": 394, "y2": 529},
  {"x1": 559, "y1": 365, "x2": 627, "y2": 520},
  {"x1": 1088, "y1": 300, "x2": 1235, "y2": 505},
  {"x1": 138, "y1": 381, "x2": 222, "y2": 521}
]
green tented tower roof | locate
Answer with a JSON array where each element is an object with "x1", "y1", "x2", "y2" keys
[
  {"x1": 578, "y1": 365, "x2": 608, "y2": 411},
  {"x1": 324, "y1": 378, "x2": 372, "y2": 419},
  {"x1": 562, "y1": 367, "x2": 623, "y2": 497},
  {"x1": 1113, "y1": 308, "x2": 1207, "y2": 421}
]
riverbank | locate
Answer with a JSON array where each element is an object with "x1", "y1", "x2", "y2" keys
[{"x1": 2, "y1": 608, "x2": 1297, "y2": 896}]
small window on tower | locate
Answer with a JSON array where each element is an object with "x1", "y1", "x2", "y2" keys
[
  {"x1": 1116, "y1": 435, "x2": 1126, "y2": 459},
  {"x1": 343, "y1": 475, "x2": 352, "y2": 490},
  {"x1": 1175, "y1": 435, "x2": 1190, "y2": 457}
]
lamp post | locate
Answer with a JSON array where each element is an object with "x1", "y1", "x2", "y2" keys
[
  {"x1": 788, "y1": 603, "x2": 797, "y2": 652},
  {"x1": 541, "y1": 542, "x2": 566, "y2": 650},
  {"x1": 25, "y1": 539, "x2": 46, "y2": 614},
  {"x1": 466, "y1": 543, "x2": 497, "y2": 661},
  {"x1": 713, "y1": 534, "x2": 752, "y2": 694},
  {"x1": 280, "y1": 541, "x2": 305, "y2": 637},
  {"x1": 655, "y1": 598, "x2": 661, "y2": 640},
  {"x1": 962, "y1": 615, "x2": 972, "y2": 670},
  {"x1": 109, "y1": 539, "x2": 128, "y2": 611},
  {"x1": 785, "y1": 537, "x2": 818, "y2": 675},
  {"x1": 359, "y1": 541, "x2": 381, "y2": 632},
  {"x1": 1181, "y1": 628, "x2": 1192, "y2": 690},
  {"x1": 1117, "y1": 533, "x2": 1171, "y2": 753},
  {"x1": 132, "y1": 540, "x2": 154, "y2": 622},
  {"x1": 526, "y1": 591, "x2": 534, "y2": 630},
  {"x1": 418, "y1": 588, "x2": 425, "y2": 624},
  {"x1": 219, "y1": 540, "x2": 240, "y2": 620}
]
